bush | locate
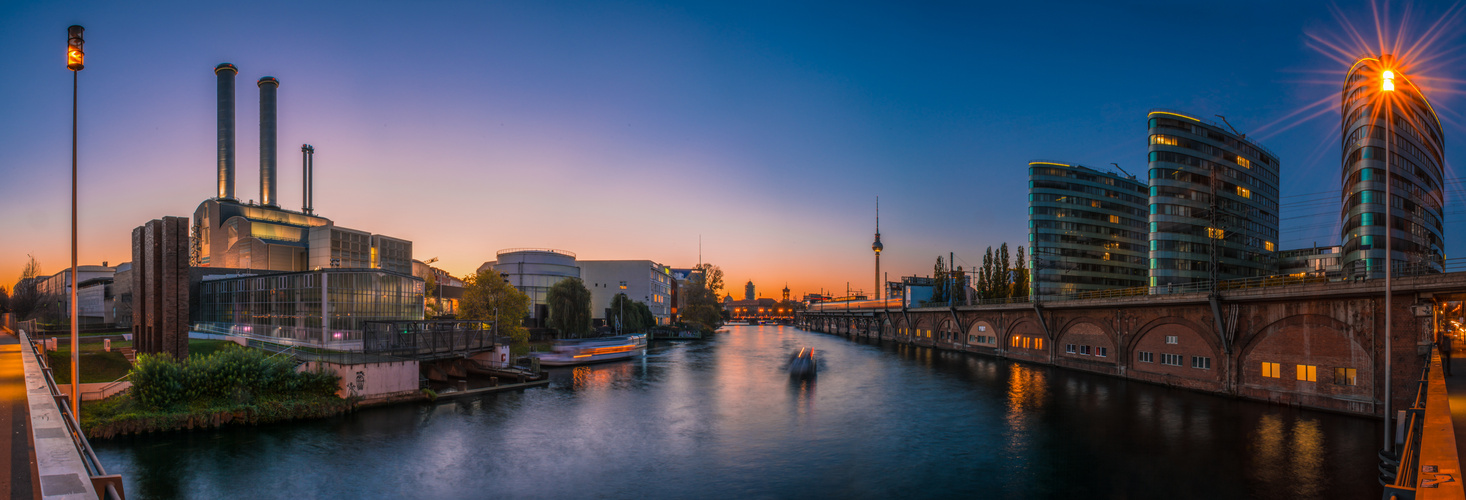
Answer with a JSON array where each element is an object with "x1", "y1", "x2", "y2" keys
[{"x1": 127, "y1": 344, "x2": 341, "y2": 411}]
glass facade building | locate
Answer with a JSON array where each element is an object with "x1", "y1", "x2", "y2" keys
[
  {"x1": 482, "y1": 249, "x2": 581, "y2": 321},
  {"x1": 196, "y1": 268, "x2": 424, "y2": 350},
  {"x1": 1147, "y1": 110, "x2": 1280, "y2": 287},
  {"x1": 1028, "y1": 161, "x2": 1149, "y2": 298},
  {"x1": 1340, "y1": 56, "x2": 1445, "y2": 278}
]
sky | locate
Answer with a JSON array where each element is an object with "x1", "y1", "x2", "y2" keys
[{"x1": 3, "y1": 0, "x2": 1466, "y2": 300}]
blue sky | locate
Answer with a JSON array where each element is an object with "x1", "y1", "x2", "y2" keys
[{"x1": 2, "y1": 0, "x2": 1463, "y2": 297}]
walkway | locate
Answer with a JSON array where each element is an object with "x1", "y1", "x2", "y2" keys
[
  {"x1": 1444, "y1": 347, "x2": 1466, "y2": 465},
  {"x1": 0, "y1": 328, "x2": 40, "y2": 499}
]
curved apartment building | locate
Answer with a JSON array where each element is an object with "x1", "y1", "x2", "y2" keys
[
  {"x1": 1340, "y1": 56, "x2": 1445, "y2": 278},
  {"x1": 1028, "y1": 161, "x2": 1149, "y2": 298},
  {"x1": 1146, "y1": 110, "x2": 1280, "y2": 287}
]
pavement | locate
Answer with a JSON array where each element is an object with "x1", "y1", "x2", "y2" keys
[{"x1": 0, "y1": 328, "x2": 40, "y2": 499}]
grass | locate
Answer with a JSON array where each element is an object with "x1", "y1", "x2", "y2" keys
[
  {"x1": 81, "y1": 391, "x2": 354, "y2": 439},
  {"x1": 46, "y1": 338, "x2": 242, "y2": 384}
]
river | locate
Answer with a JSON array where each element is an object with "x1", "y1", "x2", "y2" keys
[{"x1": 93, "y1": 325, "x2": 1381, "y2": 499}]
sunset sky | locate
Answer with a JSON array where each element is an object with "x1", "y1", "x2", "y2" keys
[{"x1": 3, "y1": 1, "x2": 1465, "y2": 299}]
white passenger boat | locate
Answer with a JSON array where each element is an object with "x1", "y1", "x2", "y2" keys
[{"x1": 534, "y1": 334, "x2": 647, "y2": 366}]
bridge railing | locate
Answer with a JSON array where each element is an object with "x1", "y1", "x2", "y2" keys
[
  {"x1": 361, "y1": 320, "x2": 503, "y2": 358},
  {"x1": 1380, "y1": 346, "x2": 1461, "y2": 498}
]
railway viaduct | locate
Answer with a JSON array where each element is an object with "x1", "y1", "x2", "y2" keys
[{"x1": 797, "y1": 273, "x2": 1466, "y2": 417}]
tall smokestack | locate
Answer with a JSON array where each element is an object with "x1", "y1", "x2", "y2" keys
[
  {"x1": 214, "y1": 63, "x2": 237, "y2": 200},
  {"x1": 301, "y1": 144, "x2": 314, "y2": 214},
  {"x1": 258, "y1": 76, "x2": 279, "y2": 207}
]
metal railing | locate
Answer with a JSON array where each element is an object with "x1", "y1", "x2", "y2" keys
[
  {"x1": 1380, "y1": 347, "x2": 1434, "y2": 496},
  {"x1": 361, "y1": 320, "x2": 502, "y2": 358},
  {"x1": 23, "y1": 330, "x2": 123, "y2": 499}
]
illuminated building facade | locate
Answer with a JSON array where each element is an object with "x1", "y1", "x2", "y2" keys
[
  {"x1": 1146, "y1": 110, "x2": 1280, "y2": 287},
  {"x1": 1027, "y1": 161, "x2": 1148, "y2": 298},
  {"x1": 195, "y1": 268, "x2": 424, "y2": 350},
  {"x1": 1340, "y1": 56, "x2": 1445, "y2": 278}
]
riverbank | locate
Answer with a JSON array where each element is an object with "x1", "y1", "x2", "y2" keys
[{"x1": 81, "y1": 392, "x2": 358, "y2": 439}]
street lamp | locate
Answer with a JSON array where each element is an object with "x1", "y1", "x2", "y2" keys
[
  {"x1": 66, "y1": 25, "x2": 84, "y2": 413},
  {"x1": 1380, "y1": 61, "x2": 1396, "y2": 454}
]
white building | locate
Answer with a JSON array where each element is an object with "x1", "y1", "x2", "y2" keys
[{"x1": 579, "y1": 260, "x2": 673, "y2": 325}]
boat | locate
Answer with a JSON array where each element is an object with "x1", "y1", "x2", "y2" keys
[
  {"x1": 726, "y1": 320, "x2": 751, "y2": 326},
  {"x1": 534, "y1": 334, "x2": 647, "y2": 366},
  {"x1": 788, "y1": 347, "x2": 817, "y2": 379},
  {"x1": 651, "y1": 329, "x2": 703, "y2": 340}
]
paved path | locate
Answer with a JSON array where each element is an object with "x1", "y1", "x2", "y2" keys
[{"x1": 0, "y1": 329, "x2": 40, "y2": 499}]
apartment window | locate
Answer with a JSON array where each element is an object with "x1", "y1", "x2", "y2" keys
[
  {"x1": 1139, "y1": 351, "x2": 1154, "y2": 363},
  {"x1": 1237, "y1": 186, "x2": 1252, "y2": 199},
  {"x1": 1066, "y1": 344, "x2": 1076, "y2": 354},
  {"x1": 1165, "y1": 335, "x2": 1178, "y2": 345},
  {"x1": 1334, "y1": 367, "x2": 1358, "y2": 386},
  {"x1": 1035, "y1": 338, "x2": 1044, "y2": 350},
  {"x1": 1011, "y1": 336, "x2": 1020, "y2": 347},
  {"x1": 1237, "y1": 156, "x2": 1251, "y2": 168},
  {"x1": 1096, "y1": 347, "x2": 1108, "y2": 358},
  {"x1": 1297, "y1": 364, "x2": 1318, "y2": 382},
  {"x1": 1023, "y1": 337, "x2": 1031, "y2": 349},
  {"x1": 1080, "y1": 345, "x2": 1091, "y2": 355},
  {"x1": 1191, "y1": 356, "x2": 1211, "y2": 369}
]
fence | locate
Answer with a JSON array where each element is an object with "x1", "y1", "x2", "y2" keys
[{"x1": 361, "y1": 320, "x2": 502, "y2": 359}]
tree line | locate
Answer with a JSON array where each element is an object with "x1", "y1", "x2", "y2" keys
[{"x1": 929, "y1": 243, "x2": 1030, "y2": 304}]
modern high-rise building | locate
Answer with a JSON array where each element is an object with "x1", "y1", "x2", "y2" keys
[
  {"x1": 1340, "y1": 55, "x2": 1445, "y2": 278},
  {"x1": 1146, "y1": 110, "x2": 1280, "y2": 287},
  {"x1": 1027, "y1": 161, "x2": 1149, "y2": 298}
]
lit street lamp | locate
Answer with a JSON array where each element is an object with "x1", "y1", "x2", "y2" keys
[
  {"x1": 1381, "y1": 62, "x2": 1396, "y2": 454},
  {"x1": 67, "y1": 25, "x2": 84, "y2": 413}
]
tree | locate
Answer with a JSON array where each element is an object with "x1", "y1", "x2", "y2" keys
[
  {"x1": 681, "y1": 264, "x2": 725, "y2": 332},
  {"x1": 546, "y1": 277, "x2": 592, "y2": 337},
  {"x1": 997, "y1": 243, "x2": 1012, "y2": 299},
  {"x1": 980, "y1": 247, "x2": 995, "y2": 299},
  {"x1": 460, "y1": 269, "x2": 531, "y2": 349},
  {"x1": 1014, "y1": 246, "x2": 1030, "y2": 297},
  {"x1": 11, "y1": 255, "x2": 43, "y2": 321},
  {"x1": 423, "y1": 272, "x2": 440, "y2": 317},
  {"x1": 931, "y1": 256, "x2": 948, "y2": 304},
  {"x1": 0, "y1": 285, "x2": 9, "y2": 314},
  {"x1": 608, "y1": 293, "x2": 654, "y2": 333}
]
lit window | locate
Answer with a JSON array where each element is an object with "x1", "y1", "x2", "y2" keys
[
  {"x1": 1151, "y1": 134, "x2": 1181, "y2": 146},
  {"x1": 1207, "y1": 227, "x2": 1225, "y2": 239},
  {"x1": 1261, "y1": 362, "x2": 1281, "y2": 378},
  {"x1": 1296, "y1": 364, "x2": 1317, "y2": 382},
  {"x1": 1035, "y1": 338, "x2": 1044, "y2": 350},
  {"x1": 1109, "y1": 215, "x2": 1119, "y2": 224},
  {"x1": 1023, "y1": 337, "x2": 1031, "y2": 349},
  {"x1": 1334, "y1": 367, "x2": 1357, "y2": 385},
  {"x1": 1237, "y1": 187, "x2": 1251, "y2": 199},
  {"x1": 1237, "y1": 156, "x2": 1251, "y2": 168},
  {"x1": 1264, "y1": 241, "x2": 1275, "y2": 252}
]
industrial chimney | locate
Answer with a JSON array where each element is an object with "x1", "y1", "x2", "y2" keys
[
  {"x1": 214, "y1": 63, "x2": 237, "y2": 200},
  {"x1": 301, "y1": 144, "x2": 314, "y2": 214},
  {"x1": 258, "y1": 76, "x2": 279, "y2": 207}
]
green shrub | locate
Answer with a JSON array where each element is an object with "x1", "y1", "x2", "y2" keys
[{"x1": 127, "y1": 345, "x2": 341, "y2": 411}]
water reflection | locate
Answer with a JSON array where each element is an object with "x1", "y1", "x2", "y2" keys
[{"x1": 92, "y1": 326, "x2": 1381, "y2": 499}]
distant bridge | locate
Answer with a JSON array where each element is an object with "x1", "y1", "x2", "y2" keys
[{"x1": 799, "y1": 272, "x2": 1466, "y2": 418}]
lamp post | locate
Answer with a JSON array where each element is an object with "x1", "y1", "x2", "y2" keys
[
  {"x1": 1381, "y1": 63, "x2": 1396, "y2": 453},
  {"x1": 66, "y1": 25, "x2": 84, "y2": 413}
]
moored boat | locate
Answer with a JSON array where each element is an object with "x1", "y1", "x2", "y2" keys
[{"x1": 534, "y1": 334, "x2": 647, "y2": 366}]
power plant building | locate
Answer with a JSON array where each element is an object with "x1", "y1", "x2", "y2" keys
[
  {"x1": 186, "y1": 62, "x2": 422, "y2": 349},
  {"x1": 1027, "y1": 161, "x2": 1149, "y2": 298},
  {"x1": 192, "y1": 63, "x2": 413, "y2": 275},
  {"x1": 1340, "y1": 56, "x2": 1445, "y2": 278},
  {"x1": 1146, "y1": 110, "x2": 1280, "y2": 287}
]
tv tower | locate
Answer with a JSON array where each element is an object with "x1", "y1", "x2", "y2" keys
[{"x1": 873, "y1": 196, "x2": 883, "y2": 300}]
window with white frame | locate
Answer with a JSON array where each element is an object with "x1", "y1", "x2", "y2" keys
[
  {"x1": 1139, "y1": 351, "x2": 1154, "y2": 363},
  {"x1": 1165, "y1": 335, "x2": 1178, "y2": 344},
  {"x1": 1191, "y1": 356, "x2": 1211, "y2": 369},
  {"x1": 1161, "y1": 353, "x2": 1182, "y2": 366}
]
